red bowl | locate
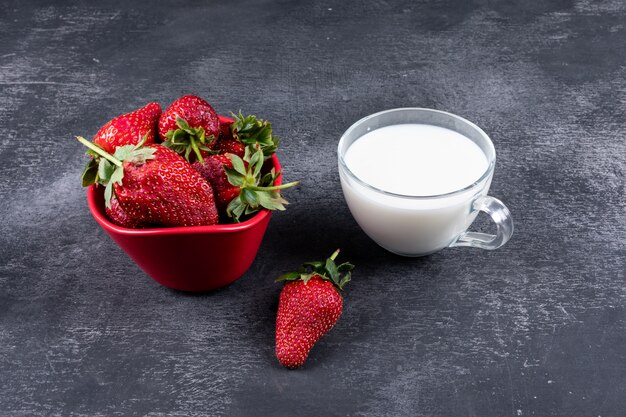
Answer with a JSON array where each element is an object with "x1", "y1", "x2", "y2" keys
[{"x1": 87, "y1": 152, "x2": 281, "y2": 292}]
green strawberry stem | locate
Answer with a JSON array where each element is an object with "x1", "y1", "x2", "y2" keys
[
  {"x1": 163, "y1": 117, "x2": 213, "y2": 163},
  {"x1": 275, "y1": 249, "x2": 354, "y2": 291},
  {"x1": 190, "y1": 136, "x2": 203, "y2": 163},
  {"x1": 248, "y1": 181, "x2": 299, "y2": 192},
  {"x1": 76, "y1": 136, "x2": 122, "y2": 167}
]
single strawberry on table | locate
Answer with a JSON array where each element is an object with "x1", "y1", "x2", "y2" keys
[
  {"x1": 159, "y1": 95, "x2": 221, "y2": 162},
  {"x1": 77, "y1": 136, "x2": 219, "y2": 228},
  {"x1": 275, "y1": 249, "x2": 354, "y2": 369},
  {"x1": 192, "y1": 145, "x2": 298, "y2": 222},
  {"x1": 81, "y1": 102, "x2": 162, "y2": 187}
]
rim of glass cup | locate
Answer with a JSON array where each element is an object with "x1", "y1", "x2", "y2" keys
[{"x1": 337, "y1": 107, "x2": 497, "y2": 200}]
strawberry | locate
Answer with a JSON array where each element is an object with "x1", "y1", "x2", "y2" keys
[
  {"x1": 92, "y1": 102, "x2": 161, "y2": 154},
  {"x1": 105, "y1": 194, "x2": 142, "y2": 228},
  {"x1": 159, "y1": 95, "x2": 221, "y2": 162},
  {"x1": 215, "y1": 137, "x2": 245, "y2": 158},
  {"x1": 210, "y1": 115, "x2": 244, "y2": 158},
  {"x1": 81, "y1": 103, "x2": 162, "y2": 187},
  {"x1": 191, "y1": 145, "x2": 298, "y2": 222},
  {"x1": 275, "y1": 250, "x2": 354, "y2": 369},
  {"x1": 219, "y1": 118, "x2": 234, "y2": 140},
  {"x1": 192, "y1": 154, "x2": 241, "y2": 210},
  {"x1": 77, "y1": 137, "x2": 219, "y2": 228}
]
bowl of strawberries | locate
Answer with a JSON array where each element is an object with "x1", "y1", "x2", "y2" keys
[{"x1": 78, "y1": 95, "x2": 297, "y2": 292}]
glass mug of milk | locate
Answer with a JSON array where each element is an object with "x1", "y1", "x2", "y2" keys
[{"x1": 338, "y1": 108, "x2": 513, "y2": 256}]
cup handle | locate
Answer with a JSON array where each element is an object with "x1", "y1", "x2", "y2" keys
[{"x1": 450, "y1": 195, "x2": 514, "y2": 250}]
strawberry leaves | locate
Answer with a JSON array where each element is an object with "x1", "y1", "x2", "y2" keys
[
  {"x1": 231, "y1": 112, "x2": 279, "y2": 158},
  {"x1": 81, "y1": 157, "x2": 99, "y2": 187},
  {"x1": 162, "y1": 116, "x2": 215, "y2": 162},
  {"x1": 224, "y1": 145, "x2": 298, "y2": 222},
  {"x1": 76, "y1": 136, "x2": 155, "y2": 209},
  {"x1": 275, "y1": 249, "x2": 354, "y2": 290},
  {"x1": 77, "y1": 136, "x2": 123, "y2": 189}
]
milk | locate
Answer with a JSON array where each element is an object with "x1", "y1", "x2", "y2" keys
[
  {"x1": 339, "y1": 123, "x2": 493, "y2": 255},
  {"x1": 344, "y1": 124, "x2": 488, "y2": 196}
]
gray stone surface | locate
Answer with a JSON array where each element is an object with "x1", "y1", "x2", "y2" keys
[{"x1": 1, "y1": 0, "x2": 625, "y2": 416}]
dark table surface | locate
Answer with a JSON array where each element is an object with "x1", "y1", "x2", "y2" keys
[{"x1": 1, "y1": 0, "x2": 625, "y2": 416}]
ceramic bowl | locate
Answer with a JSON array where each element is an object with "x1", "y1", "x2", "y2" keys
[{"x1": 86, "y1": 135, "x2": 281, "y2": 292}]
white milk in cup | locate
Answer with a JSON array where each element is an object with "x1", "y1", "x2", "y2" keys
[{"x1": 338, "y1": 108, "x2": 513, "y2": 256}]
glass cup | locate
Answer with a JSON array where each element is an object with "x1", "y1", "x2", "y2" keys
[{"x1": 337, "y1": 108, "x2": 513, "y2": 256}]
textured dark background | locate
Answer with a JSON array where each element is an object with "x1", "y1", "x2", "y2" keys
[{"x1": 1, "y1": 0, "x2": 625, "y2": 416}]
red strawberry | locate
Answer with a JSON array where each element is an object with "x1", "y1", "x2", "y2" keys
[
  {"x1": 159, "y1": 95, "x2": 221, "y2": 162},
  {"x1": 192, "y1": 154, "x2": 241, "y2": 210},
  {"x1": 81, "y1": 103, "x2": 161, "y2": 187},
  {"x1": 92, "y1": 102, "x2": 161, "y2": 154},
  {"x1": 275, "y1": 250, "x2": 354, "y2": 369},
  {"x1": 105, "y1": 194, "x2": 142, "y2": 228},
  {"x1": 219, "y1": 119, "x2": 234, "y2": 140},
  {"x1": 191, "y1": 145, "x2": 298, "y2": 222},
  {"x1": 77, "y1": 137, "x2": 219, "y2": 227},
  {"x1": 215, "y1": 137, "x2": 245, "y2": 158}
]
